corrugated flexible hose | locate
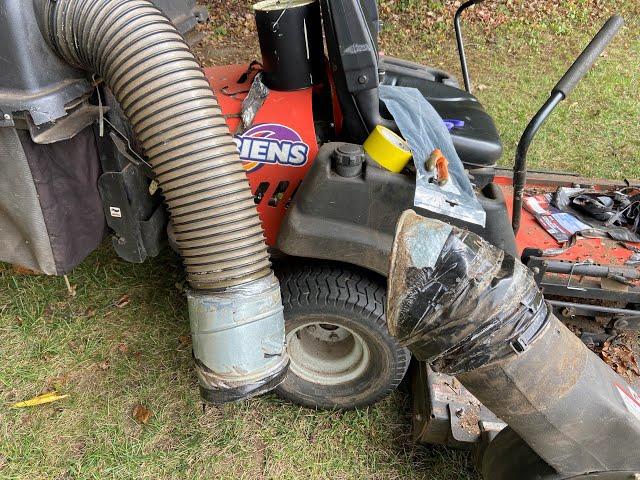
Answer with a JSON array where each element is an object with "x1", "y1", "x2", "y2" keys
[
  {"x1": 388, "y1": 211, "x2": 640, "y2": 477},
  {"x1": 41, "y1": 0, "x2": 288, "y2": 403},
  {"x1": 44, "y1": 0, "x2": 270, "y2": 290}
]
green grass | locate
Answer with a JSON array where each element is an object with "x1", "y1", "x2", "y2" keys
[
  {"x1": 0, "y1": 247, "x2": 476, "y2": 480},
  {"x1": 380, "y1": 1, "x2": 640, "y2": 179},
  {"x1": 1, "y1": 2, "x2": 639, "y2": 479}
]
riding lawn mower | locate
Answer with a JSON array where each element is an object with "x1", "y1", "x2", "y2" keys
[{"x1": 1, "y1": 0, "x2": 639, "y2": 478}]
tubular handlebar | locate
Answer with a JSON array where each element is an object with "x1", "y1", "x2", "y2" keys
[
  {"x1": 552, "y1": 15, "x2": 624, "y2": 97},
  {"x1": 512, "y1": 14, "x2": 624, "y2": 234},
  {"x1": 454, "y1": 0, "x2": 484, "y2": 93}
]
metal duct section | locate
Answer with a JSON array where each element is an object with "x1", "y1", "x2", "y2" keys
[
  {"x1": 388, "y1": 210, "x2": 640, "y2": 478},
  {"x1": 40, "y1": 0, "x2": 288, "y2": 403}
]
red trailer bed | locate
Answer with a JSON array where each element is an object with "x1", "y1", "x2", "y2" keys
[{"x1": 496, "y1": 173, "x2": 640, "y2": 267}]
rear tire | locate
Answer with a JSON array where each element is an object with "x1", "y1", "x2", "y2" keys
[{"x1": 275, "y1": 261, "x2": 411, "y2": 410}]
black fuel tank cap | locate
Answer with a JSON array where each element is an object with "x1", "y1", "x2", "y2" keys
[{"x1": 333, "y1": 144, "x2": 365, "y2": 178}]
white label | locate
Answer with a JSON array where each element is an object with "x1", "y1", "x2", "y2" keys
[
  {"x1": 616, "y1": 384, "x2": 640, "y2": 421},
  {"x1": 109, "y1": 206, "x2": 122, "y2": 218}
]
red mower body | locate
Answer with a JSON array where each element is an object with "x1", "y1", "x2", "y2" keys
[
  {"x1": 207, "y1": 65, "x2": 639, "y2": 271},
  {"x1": 207, "y1": 65, "x2": 319, "y2": 246}
]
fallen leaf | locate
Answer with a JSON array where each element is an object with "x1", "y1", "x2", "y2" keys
[
  {"x1": 114, "y1": 294, "x2": 131, "y2": 309},
  {"x1": 132, "y1": 403, "x2": 152, "y2": 425},
  {"x1": 11, "y1": 391, "x2": 69, "y2": 409},
  {"x1": 12, "y1": 265, "x2": 40, "y2": 275},
  {"x1": 116, "y1": 343, "x2": 129, "y2": 354},
  {"x1": 597, "y1": 336, "x2": 640, "y2": 380}
]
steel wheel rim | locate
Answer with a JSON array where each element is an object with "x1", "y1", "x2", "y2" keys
[{"x1": 286, "y1": 320, "x2": 371, "y2": 386}]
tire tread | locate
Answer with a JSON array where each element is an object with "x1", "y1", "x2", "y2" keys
[{"x1": 275, "y1": 260, "x2": 410, "y2": 409}]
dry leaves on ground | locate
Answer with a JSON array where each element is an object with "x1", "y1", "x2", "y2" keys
[
  {"x1": 12, "y1": 265, "x2": 40, "y2": 275},
  {"x1": 597, "y1": 336, "x2": 640, "y2": 381},
  {"x1": 113, "y1": 294, "x2": 131, "y2": 309},
  {"x1": 178, "y1": 335, "x2": 192, "y2": 349},
  {"x1": 132, "y1": 403, "x2": 152, "y2": 425}
]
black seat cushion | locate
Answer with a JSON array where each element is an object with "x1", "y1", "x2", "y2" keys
[{"x1": 380, "y1": 56, "x2": 503, "y2": 168}]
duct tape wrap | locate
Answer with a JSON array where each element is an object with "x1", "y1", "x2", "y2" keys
[
  {"x1": 239, "y1": 72, "x2": 270, "y2": 134},
  {"x1": 188, "y1": 273, "x2": 289, "y2": 403},
  {"x1": 387, "y1": 210, "x2": 550, "y2": 374}
]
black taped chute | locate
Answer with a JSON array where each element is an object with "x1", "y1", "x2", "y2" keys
[{"x1": 387, "y1": 210, "x2": 640, "y2": 479}]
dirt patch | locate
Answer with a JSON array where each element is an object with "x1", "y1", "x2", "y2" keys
[{"x1": 456, "y1": 405, "x2": 481, "y2": 437}]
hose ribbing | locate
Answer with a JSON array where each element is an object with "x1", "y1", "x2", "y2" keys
[{"x1": 44, "y1": 0, "x2": 271, "y2": 290}]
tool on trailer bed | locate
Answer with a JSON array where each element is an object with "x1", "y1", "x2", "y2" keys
[{"x1": 0, "y1": 0, "x2": 638, "y2": 478}]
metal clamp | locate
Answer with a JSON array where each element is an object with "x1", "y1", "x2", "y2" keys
[
  {"x1": 511, "y1": 304, "x2": 550, "y2": 355},
  {"x1": 104, "y1": 118, "x2": 156, "y2": 179},
  {"x1": 566, "y1": 260, "x2": 592, "y2": 292}
]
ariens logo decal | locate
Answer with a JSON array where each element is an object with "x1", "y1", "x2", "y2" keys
[{"x1": 234, "y1": 123, "x2": 310, "y2": 174}]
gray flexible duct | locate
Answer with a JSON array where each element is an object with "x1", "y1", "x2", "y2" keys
[
  {"x1": 41, "y1": 0, "x2": 288, "y2": 402},
  {"x1": 43, "y1": 0, "x2": 269, "y2": 290}
]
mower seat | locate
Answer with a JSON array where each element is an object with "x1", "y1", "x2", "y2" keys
[
  {"x1": 379, "y1": 56, "x2": 460, "y2": 89},
  {"x1": 380, "y1": 64, "x2": 503, "y2": 167},
  {"x1": 322, "y1": 0, "x2": 502, "y2": 168}
]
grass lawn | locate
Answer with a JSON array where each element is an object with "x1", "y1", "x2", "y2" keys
[{"x1": 1, "y1": 2, "x2": 638, "y2": 479}]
